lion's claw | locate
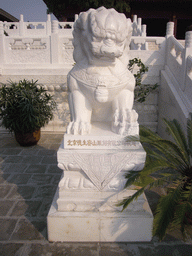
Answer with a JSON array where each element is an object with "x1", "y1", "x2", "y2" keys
[{"x1": 67, "y1": 121, "x2": 92, "y2": 135}]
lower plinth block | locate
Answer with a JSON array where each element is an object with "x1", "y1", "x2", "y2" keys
[{"x1": 47, "y1": 186, "x2": 153, "y2": 242}]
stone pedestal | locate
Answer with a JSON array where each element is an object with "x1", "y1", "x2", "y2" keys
[{"x1": 47, "y1": 122, "x2": 153, "y2": 242}]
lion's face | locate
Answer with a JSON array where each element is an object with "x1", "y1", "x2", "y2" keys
[
  {"x1": 73, "y1": 7, "x2": 132, "y2": 66},
  {"x1": 89, "y1": 33, "x2": 125, "y2": 61}
]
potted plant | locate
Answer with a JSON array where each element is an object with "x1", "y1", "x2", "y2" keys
[
  {"x1": 118, "y1": 115, "x2": 192, "y2": 241},
  {"x1": 0, "y1": 79, "x2": 56, "y2": 146}
]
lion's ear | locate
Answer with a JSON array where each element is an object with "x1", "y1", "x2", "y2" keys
[{"x1": 76, "y1": 12, "x2": 88, "y2": 30}]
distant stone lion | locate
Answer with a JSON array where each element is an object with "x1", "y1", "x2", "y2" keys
[{"x1": 67, "y1": 6, "x2": 138, "y2": 135}]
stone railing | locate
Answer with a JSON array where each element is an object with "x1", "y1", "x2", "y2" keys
[
  {"x1": 0, "y1": 14, "x2": 155, "y2": 68},
  {"x1": 2, "y1": 14, "x2": 77, "y2": 37},
  {"x1": 165, "y1": 22, "x2": 192, "y2": 112},
  {"x1": 158, "y1": 22, "x2": 192, "y2": 137},
  {"x1": 0, "y1": 15, "x2": 191, "y2": 136}
]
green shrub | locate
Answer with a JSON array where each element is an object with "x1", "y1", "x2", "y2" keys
[{"x1": 0, "y1": 79, "x2": 56, "y2": 133}]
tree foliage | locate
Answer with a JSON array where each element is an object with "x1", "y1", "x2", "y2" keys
[{"x1": 43, "y1": 0, "x2": 130, "y2": 20}]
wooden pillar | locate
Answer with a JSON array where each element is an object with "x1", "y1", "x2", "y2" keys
[{"x1": 172, "y1": 15, "x2": 177, "y2": 37}]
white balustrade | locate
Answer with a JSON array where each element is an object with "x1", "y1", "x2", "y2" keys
[{"x1": 0, "y1": 13, "x2": 191, "y2": 115}]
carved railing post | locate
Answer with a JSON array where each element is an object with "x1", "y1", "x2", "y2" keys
[
  {"x1": 137, "y1": 18, "x2": 142, "y2": 36},
  {"x1": 182, "y1": 31, "x2": 192, "y2": 90},
  {"x1": 166, "y1": 22, "x2": 174, "y2": 38},
  {"x1": 0, "y1": 21, "x2": 5, "y2": 66},
  {"x1": 165, "y1": 22, "x2": 174, "y2": 66},
  {"x1": 142, "y1": 24, "x2": 147, "y2": 37},
  {"x1": 51, "y1": 20, "x2": 58, "y2": 34},
  {"x1": 51, "y1": 20, "x2": 59, "y2": 64},
  {"x1": 46, "y1": 14, "x2": 51, "y2": 35},
  {"x1": 19, "y1": 14, "x2": 24, "y2": 36},
  {"x1": 132, "y1": 15, "x2": 137, "y2": 36}
]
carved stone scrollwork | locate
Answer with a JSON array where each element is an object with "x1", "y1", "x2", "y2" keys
[{"x1": 9, "y1": 38, "x2": 46, "y2": 50}]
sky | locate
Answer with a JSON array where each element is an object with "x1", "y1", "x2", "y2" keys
[{"x1": 1, "y1": 0, "x2": 57, "y2": 22}]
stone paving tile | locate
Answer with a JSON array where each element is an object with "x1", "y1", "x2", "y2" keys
[
  {"x1": 21, "y1": 155, "x2": 43, "y2": 164},
  {"x1": 2, "y1": 163, "x2": 28, "y2": 173},
  {"x1": 0, "y1": 185, "x2": 14, "y2": 198},
  {"x1": 33, "y1": 185, "x2": 57, "y2": 199},
  {"x1": 41, "y1": 156, "x2": 58, "y2": 164},
  {"x1": 3, "y1": 156, "x2": 24, "y2": 164},
  {"x1": 19, "y1": 148, "x2": 40, "y2": 156},
  {"x1": 8, "y1": 174, "x2": 31, "y2": 184},
  {"x1": 29, "y1": 174, "x2": 54, "y2": 185},
  {"x1": 0, "y1": 201, "x2": 15, "y2": 216},
  {"x1": 0, "y1": 174, "x2": 12, "y2": 184},
  {"x1": 51, "y1": 174, "x2": 63, "y2": 184},
  {"x1": 37, "y1": 149, "x2": 56, "y2": 156},
  {"x1": 0, "y1": 218, "x2": 18, "y2": 240},
  {"x1": 6, "y1": 185, "x2": 36, "y2": 200},
  {"x1": 10, "y1": 200, "x2": 42, "y2": 218},
  {"x1": 139, "y1": 244, "x2": 192, "y2": 256},
  {"x1": 100, "y1": 243, "x2": 138, "y2": 256},
  {"x1": 1, "y1": 142, "x2": 19, "y2": 148},
  {"x1": 28, "y1": 242, "x2": 99, "y2": 256},
  {"x1": 25, "y1": 164, "x2": 48, "y2": 174},
  {"x1": 0, "y1": 243, "x2": 24, "y2": 256},
  {"x1": 0, "y1": 148, "x2": 6, "y2": 154},
  {"x1": 10, "y1": 218, "x2": 46, "y2": 241},
  {"x1": 47, "y1": 165, "x2": 63, "y2": 174},
  {"x1": 1, "y1": 148, "x2": 23, "y2": 155},
  {"x1": 37, "y1": 197, "x2": 54, "y2": 218}
]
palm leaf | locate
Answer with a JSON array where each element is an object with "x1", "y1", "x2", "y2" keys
[
  {"x1": 134, "y1": 126, "x2": 189, "y2": 167},
  {"x1": 139, "y1": 134, "x2": 189, "y2": 167},
  {"x1": 152, "y1": 181, "x2": 185, "y2": 240},
  {"x1": 117, "y1": 186, "x2": 145, "y2": 211},
  {"x1": 144, "y1": 143, "x2": 188, "y2": 171},
  {"x1": 124, "y1": 171, "x2": 141, "y2": 188},
  {"x1": 171, "y1": 200, "x2": 192, "y2": 235},
  {"x1": 164, "y1": 119, "x2": 189, "y2": 163},
  {"x1": 187, "y1": 114, "x2": 192, "y2": 157}
]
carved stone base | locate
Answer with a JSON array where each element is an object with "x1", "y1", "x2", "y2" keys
[
  {"x1": 47, "y1": 123, "x2": 153, "y2": 242},
  {"x1": 47, "y1": 176, "x2": 153, "y2": 242}
]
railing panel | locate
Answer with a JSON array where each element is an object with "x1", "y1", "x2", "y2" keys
[
  {"x1": 24, "y1": 22, "x2": 47, "y2": 37},
  {"x1": 184, "y1": 55, "x2": 192, "y2": 103},
  {"x1": 167, "y1": 36, "x2": 184, "y2": 87},
  {"x1": 4, "y1": 22, "x2": 19, "y2": 36},
  {"x1": 4, "y1": 37, "x2": 50, "y2": 64}
]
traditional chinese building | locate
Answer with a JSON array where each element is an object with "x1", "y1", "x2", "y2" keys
[
  {"x1": 129, "y1": 0, "x2": 192, "y2": 39},
  {"x1": 0, "y1": 8, "x2": 19, "y2": 22},
  {"x1": 43, "y1": 0, "x2": 192, "y2": 39}
]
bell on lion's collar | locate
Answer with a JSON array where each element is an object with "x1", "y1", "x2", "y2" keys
[{"x1": 94, "y1": 86, "x2": 108, "y2": 103}]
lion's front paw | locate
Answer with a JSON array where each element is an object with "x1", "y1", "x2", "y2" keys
[
  {"x1": 111, "y1": 109, "x2": 138, "y2": 135},
  {"x1": 67, "y1": 121, "x2": 92, "y2": 135}
]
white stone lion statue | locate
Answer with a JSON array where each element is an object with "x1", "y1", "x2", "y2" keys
[{"x1": 67, "y1": 6, "x2": 138, "y2": 135}]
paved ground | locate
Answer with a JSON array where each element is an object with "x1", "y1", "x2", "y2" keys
[{"x1": 0, "y1": 132, "x2": 192, "y2": 256}]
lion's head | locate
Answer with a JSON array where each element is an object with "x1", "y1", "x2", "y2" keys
[{"x1": 73, "y1": 7, "x2": 132, "y2": 66}]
